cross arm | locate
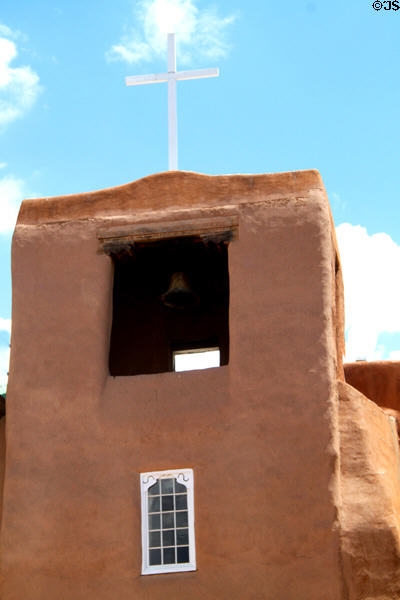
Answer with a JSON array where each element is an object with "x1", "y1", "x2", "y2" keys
[
  {"x1": 175, "y1": 68, "x2": 219, "y2": 81},
  {"x1": 125, "y1": 68, "x2": 219, "y2": 87},
  {"x1": 125, "y1": 73, "x2": 169, "y2": 86}
]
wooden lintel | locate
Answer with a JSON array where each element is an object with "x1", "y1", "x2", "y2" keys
[{"x1": 98, "y1": 215, "x2": 238, "y2": 254}]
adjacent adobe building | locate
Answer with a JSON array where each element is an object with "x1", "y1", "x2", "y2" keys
[{"x1": 0, "y1": 169, "x2": 399, "y2": 599}]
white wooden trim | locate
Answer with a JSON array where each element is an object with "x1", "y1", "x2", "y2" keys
[{"x1": 140, "y1": 468, "x2": 196, "y2": 575}]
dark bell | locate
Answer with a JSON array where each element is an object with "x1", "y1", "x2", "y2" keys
[{"x1": 161, "y1": 272, "x2": 199, "y2": 309}]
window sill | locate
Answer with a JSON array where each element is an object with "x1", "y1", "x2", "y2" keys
[{"x1": 142, "y1": 563, "x2": 196, "y2": 575}]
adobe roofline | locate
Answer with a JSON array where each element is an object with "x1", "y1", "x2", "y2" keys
[{"x1": 16, "y1": 169, "x2": 325, "y2": 227}]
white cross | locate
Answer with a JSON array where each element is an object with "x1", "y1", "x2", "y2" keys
[{"x1": 125, "y1": 33, "x2": 219, "y2": 171}]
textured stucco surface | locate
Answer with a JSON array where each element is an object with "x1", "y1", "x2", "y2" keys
[
  {"x1": 0, "y1": 170, "x2": 347, "y2": 599},
  {"x1": 17, "y1": 169, "x2": 329, "y2": 225},
  {"x1": 338, "y1": 381, "x2": 400, "y2": 599},
  {"x1": 0, "y1": 418, "x2": 5, "y2": 529}
]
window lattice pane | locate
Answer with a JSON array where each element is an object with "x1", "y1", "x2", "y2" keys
[
  {"x1": 177, "y1": 546, "x2": 189, "y2": 563},
  {"x1": 161, "y1": 478, "x2": 174, "y2": 494},
  {"x1": 149, "y1": 549, "x2": 162, "y2": 566},
  {"x1": 148, "y1": 496, "x2": 160, "y2": 513},
  {"x1": 147, "y1": 477, "x2": 190, "y2": 566},
  {"x1": 163, "y1": 530, "x2": 175, "y2": 547},
  {"x1": 175, "y1": 495, "x2": 187, "y2": 510},
  {"x1": 149, "y1": 531, "x2": 161, "y2": 548},
  {"x1": 149, "y1": 514, "x2": 160, "y2": 530},
  {"x1": 163, "y1": 548, "x2": 176, "y2": 564},
  {"x1": 162, "y1": 512, "x2": 174, "y2": 529},
  {"x1": 176, "y1": 511, "x2": 188, "y2": 527},
  {"x1": 162, "y1": 495, "x2": 174, "y2": 511},
  {"x1": 176, "y1": 528, "x2": 189, "y2": 546}
]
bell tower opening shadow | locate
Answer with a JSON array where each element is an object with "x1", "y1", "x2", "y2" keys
[{"x1": 109, "y1": 237, "x2": 229, "y2": 376}]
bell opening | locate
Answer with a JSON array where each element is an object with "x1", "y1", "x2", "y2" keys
[{"x1": 109, "y1": 236, "x2": 229, "y2": 376}]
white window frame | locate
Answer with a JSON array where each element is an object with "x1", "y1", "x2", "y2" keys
[{"x1": 140, "y1": 468, "x2": 196, "y2": 575}]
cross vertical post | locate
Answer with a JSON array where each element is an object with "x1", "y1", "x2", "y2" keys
[
  {"x1": 125, "y1": 33, "x2": 219, "y2": 171},
  {"x1": 167, "y1": 33, "x2": 178, "y2": 171}
]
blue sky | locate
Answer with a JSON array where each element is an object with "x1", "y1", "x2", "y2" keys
[{"x1": 1, "y1": 0, "x2": 400, "y2": 389}]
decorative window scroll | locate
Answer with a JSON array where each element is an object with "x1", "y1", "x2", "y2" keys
[{"x1": 140, "y1": 469, "x2": 196, "y2": 575}]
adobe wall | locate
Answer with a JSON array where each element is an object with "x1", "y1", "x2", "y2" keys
[
  {"x1": 0, "y1": 417, "x2": 5, "y2": 529},
  {"x1": 341, "y1": 363, "x2": 400, "y2": 597},
  {"x1": 1, "y1": 171, "x2": 343, "y2": 599},
  {"x1": 338, "y1": 381, "x2": 400, "y2": 599},
  {"x1": 344, "y1": 360, "x2": 400, "y2": 412},
  {"x1": 345, "y1": 360, "x2": 400, "y2": 437}
]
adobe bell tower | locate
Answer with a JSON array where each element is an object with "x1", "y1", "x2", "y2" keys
[{"x1": 4, "y1": 169, "x2": 395, "y2": 600}]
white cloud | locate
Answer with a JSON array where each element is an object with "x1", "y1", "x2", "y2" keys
[
  {"x1": 0, "y1": 24, "x2": 14, "y2": 38},
  {"x1": 106, "y1": 0, "x2": 236, "y2": 65},
  {"x1": 336, "y1": 223, "x2": 400, "y2": 361},
  {"x1": 0, "y1": 174, "x2": 27, "y2": 234},
  {"x1": 0, "y1": 319, "x2": 11, "y2": 334},
  {"x1": 0, "y1": 28, "x2": 40, "y2": 128}
]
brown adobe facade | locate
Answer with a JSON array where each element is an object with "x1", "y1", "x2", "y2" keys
[{"x1": 0, "y1": 169, "x2": 399, "y2": 599}]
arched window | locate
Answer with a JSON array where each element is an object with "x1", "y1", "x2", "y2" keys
[{"x1": 140, "y1": 469, "x2": 196, "y2": 575}]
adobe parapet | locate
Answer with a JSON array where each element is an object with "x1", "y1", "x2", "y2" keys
[{"x1": 17, "y1": 169, "x2": 329, "y2": 225}]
